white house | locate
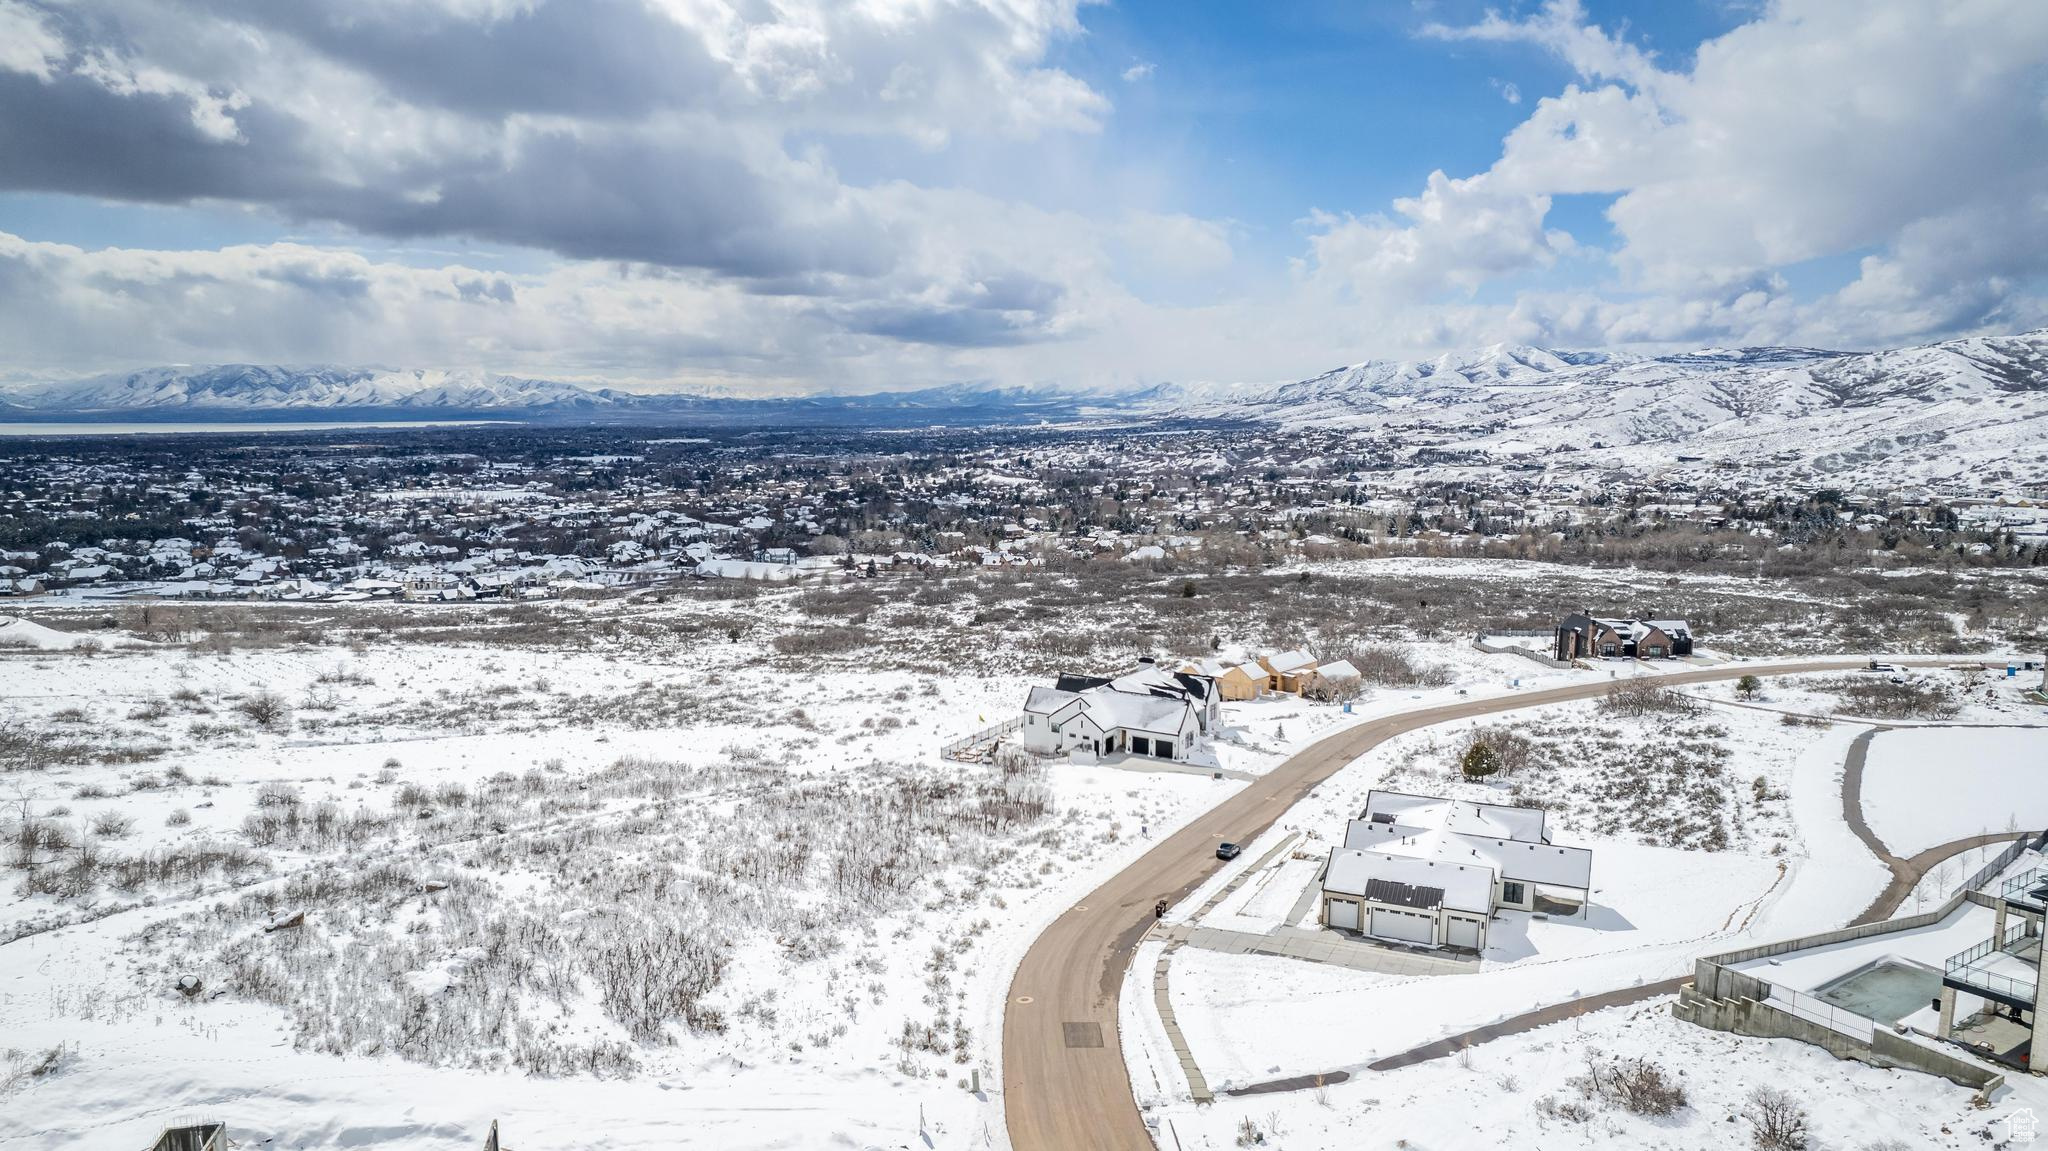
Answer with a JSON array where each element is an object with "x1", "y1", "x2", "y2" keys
[
  {"x1": 1017, "y1": 664, "x2": 1218, "y2": 761},
  {"x1": 1320, "y1": 790, "x2": 1593, "y2": 951}
]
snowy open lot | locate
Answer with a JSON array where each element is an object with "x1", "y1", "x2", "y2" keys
[
  {"x1": 1861, "y1": 727, "x2": 2048, "y2": 855},
  {"x1": 0, "y1": 598, "x2": 1246, "y2": 1150},
  {"x1": 1154, "y1": 997, "x2": 2046, "y2": 1151}
]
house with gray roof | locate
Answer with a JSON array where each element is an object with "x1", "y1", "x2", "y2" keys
[
  {"x1": 1017, "y1": 662, "x2": 1218, "y2": 762},
  {"x1": 1320, "y1": 789, "x2": 1593, "y2": 952}
]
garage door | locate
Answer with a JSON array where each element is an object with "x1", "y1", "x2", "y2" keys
[
  {"x1": 1328, "y1": 899, "x2": 1359, "y2": 930},
  {"x1": 1369, "y1": 908, "x2": 1434, "y2": 945},
  {"x1": 1445, "y1": 917, "x2": 1482, "y2": 950}
]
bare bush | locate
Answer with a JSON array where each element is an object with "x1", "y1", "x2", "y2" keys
[
  {"x1": 1815, "y1": 675, "x2": 1960, "y2": 719},
  {"x1": 90, "y1": 811, "x2": 134, "y2": 839},
  {"x1": 1570, "y1": 1051, "x2": 1688, "y2": 1116},
  {"x1": 255, "y1": 783, "x2": 302, "y2": 808},
  {"x1": 1743, "y1": 1086, "x2": 1810, "y2": 1150},
  {"x1": 587, "y1": 924, "x2": 730, "y2": 1041},
  {"x1": 235, "y1": 690, "x2": 292, "y2": 730},
  {"x1": 1338, "y1": 645, "x2": 1454, "y2": 688},
  {"x1": 769, "y1": 626, "x2": 872, "y2": 658},
  {"x1": 0, "y1": 1044, "x2": 69, "y2": 1095},
  {"x1": 1534, "y1": 1093, "x2": 1594, "y2": 1124},
  {"x1": 0, "y1": 723, "x2": 60, "y2": 773},
  {"x1": 1598, "y1": 678, "x2": 1700, "y2": 716},
  {"x1": 1456, "y1": 726, "x2": 1532, "y2": 776}
]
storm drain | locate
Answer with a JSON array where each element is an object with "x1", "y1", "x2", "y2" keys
[{"x1": 1062, "y1": 1022, "x2": 1104, "y2": 1049}]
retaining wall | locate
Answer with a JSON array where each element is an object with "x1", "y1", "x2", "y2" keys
[
  {"x1": 1672, "y1": 990, "x2": 2003, "y2": 1092},
  {"x1": 1678, "y1": 833, "x2": 2042, "y2": 1094}
]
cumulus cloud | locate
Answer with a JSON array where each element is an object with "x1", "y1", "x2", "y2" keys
[
  {"x1": 0, "y1": 0, "x2": 65, "y2": 80},
  {"x1": 1398, "y1": 0, "x2": 2048, "y2": 345},
  {"x1": 1305, "y1": 171, "x2": 1572, "y2": 299},
  {"x1": 0, "y1": 0, "x2": 2044, "y2": 390},
  {"x1": 0, "y1": 0, "x2": 1111, "y2": 310}
]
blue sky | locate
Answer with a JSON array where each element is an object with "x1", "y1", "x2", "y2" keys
[{"x1": 0, "y1": 0, "x2": 2041, "y2": 390}]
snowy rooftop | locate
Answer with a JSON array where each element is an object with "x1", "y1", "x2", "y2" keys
[
  {"x1": 1325, "y1": 847, "x2": 1494, "y2": 915},
  {"x1": 1344, "y1": 790, "x2": 1593, "y2": 890},
  {"x1": 1360, "y1": 789, "x2": 1550, "y2": 844}
]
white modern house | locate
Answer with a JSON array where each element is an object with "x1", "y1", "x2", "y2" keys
[
  {"x1": 1017, "y1": 663, "x2": 1219, "y2": 762},
  {"x1": 1320, "y1": 790, "x2": 1593, "y2": 951}
]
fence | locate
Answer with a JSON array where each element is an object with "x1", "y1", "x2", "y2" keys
[
  {"x1": 1943, "y1": 919, "x2": 2038, "y2": 1005},
  {"x1": 1998, "y1": 865, "x2": 2046, "y2": 909},
  {"x1": 940, "y1": 715, "x2": 1024, "y2": 762},
  {"x1": 1765, "y1": 985, "x2": 1875, "y2": 1043}
]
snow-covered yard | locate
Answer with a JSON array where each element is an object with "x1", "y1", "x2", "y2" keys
[
  {"x1": 1861, "y1": 727, "x2": 2048, "y2": 855},
  {"x1": 1150, "y1": 997, "x2": 2045, "y2": 1151}
]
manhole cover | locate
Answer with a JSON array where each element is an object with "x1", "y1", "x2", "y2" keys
[{"x1": 1063, "y1": 1022, "x2": 1104, "y2": 1049}]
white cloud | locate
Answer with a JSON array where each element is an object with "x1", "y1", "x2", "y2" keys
[
  {"x1": 1397, "y1": 0, "x2": 2048, "y2": 344},
  {"x1": 0, "y1": 0, "x2": 2044, "y2": 391},
  {"x1": 1305, "y1": 171, "x2": 1572, "y2": 300},
  {"x1": 0, "y1": 0, "x2": 65, "y2": 80}
]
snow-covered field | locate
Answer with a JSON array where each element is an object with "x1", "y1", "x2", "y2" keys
[
  {"x1": 0, "y1": 580, "x2": 2039, "y2": 1151},
  {"x1": 1154, "y1": 996, "x2": 2043, "y2": 1151},
  {"x1": 1861, "y1": 727, "x2": 2048, "y2": 855},
  {"x1": 0, "y1": 603, "x2": 1246, "y2": 1149}
]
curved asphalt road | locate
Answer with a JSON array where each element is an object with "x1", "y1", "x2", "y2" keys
[{"x1": 1000, "y1": 655, "x2": 1978, "y2": 1151}]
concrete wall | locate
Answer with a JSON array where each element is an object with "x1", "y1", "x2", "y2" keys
[
  {"x1": 1679, "y1": 834, "x2": 2041, "y2": 1096},
  {"x1": 1693, "y1": 833, "x2": 2039, "y2": 994},
  {"x1": 1673, "y1": 988, "x2": 2003, "y2": 1093}
]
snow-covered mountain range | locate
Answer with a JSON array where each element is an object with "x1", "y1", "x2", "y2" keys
[
  {"x1": 0, "y1": 365, "x2": 1091, "y2": 425},
  {"x1": 3, "y1": 330, "x2": 2043, "y2": 490},
  {"x1": 1133, "y1": 329, "x2": 2048, "y2": 491}
]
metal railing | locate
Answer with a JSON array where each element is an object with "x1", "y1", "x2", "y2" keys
[
  {"x1": 1999, "y1": 866, "x2": 2047, "y2": 909},
  {"x1": 1945, "y1": 920, "x2": 2032, "y2": 974},
  {"x1": 940, "y1": 715, "x2": 1024, "y2": 761},
  {"x1": 1943, "y1": 920, "x2": 2039, "y2": 1004},
  {"x1": 1766, "y1": 985, "x2": 1875, "y2": 1043}
]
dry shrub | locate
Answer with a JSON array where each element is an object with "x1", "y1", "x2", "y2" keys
[
  {"x1": 1816, "y1": 674, "x2": 1960, "y2": 719},
  {"x1": 1456, "y1": 725, "x2": 1532, "y2": 775},
  {"x1": 1338, "y1": 645, "x2": 1454, "y2": 687},
  {"x1": 1570, "y1": 1051, "x2": 1689, "y2": 1117},
  {"x1": 1598, "y1": 678, "x2": 1699, "y2": 716},
  {"x1": 1743, "y1": 1086, "x2": 1810, "y2": 1150}
]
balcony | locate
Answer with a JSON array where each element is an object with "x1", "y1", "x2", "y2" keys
[
  {"x1": 1999, "y1": 866, "x2": 2048, "y2": 914},
  {"x1": 1942, "y1": 920, "x2": 2040, "y2": 1011}
]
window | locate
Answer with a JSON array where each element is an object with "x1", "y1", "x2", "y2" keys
[
  {"x1": 1645, "y1": 645, "x2": 1664, "y2": 658},
  {"x1": 1501, "y1": 881, "x2": 1526, "y2": 905}
]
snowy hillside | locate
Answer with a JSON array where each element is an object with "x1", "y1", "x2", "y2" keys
[
  {"x1": 0, "y1": 366, "x2": 1091, "y2": 425},
  {"x1": 4, "y1": 332, "x2": 2045, "y2": 490},
  {"x1": 1144, "y1": 330, "x2": 2048, "y2": 491},
  {"x1": 7, "y1": 365, "x2": 622, "y2": 412}
]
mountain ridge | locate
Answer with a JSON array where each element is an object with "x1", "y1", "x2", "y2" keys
[{"x1": 2, "y1": 331, "x2": 2044, "y2": 491}]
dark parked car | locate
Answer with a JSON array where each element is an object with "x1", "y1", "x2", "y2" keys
[{"x1": 1215, "y1": 842, "x2": 1242, "y2": 861}]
